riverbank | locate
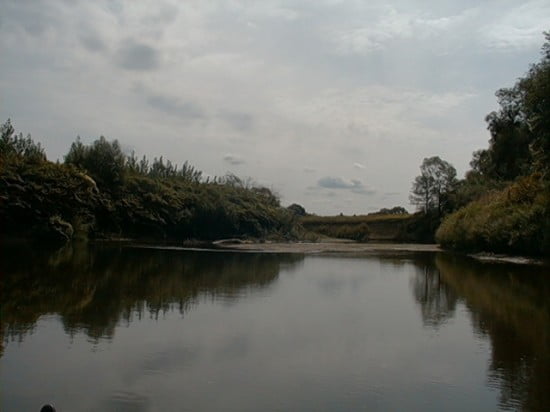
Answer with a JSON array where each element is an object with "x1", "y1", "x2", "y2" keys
[
  {"x1": 212, "y1": 240, "x2": 441, "y2": 254},
  {"x1": 212, "y1": 240, "x2": 546, "y2": 265}
]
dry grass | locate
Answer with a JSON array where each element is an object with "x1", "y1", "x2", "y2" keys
[
  {"x1": 436, "y1": 174, "x2": 549, "y2": 256},
  {"x1": 300, "y1": 213, "x2": 411, "y2": 225},
  {"x1": 299, "y1": 214, "x2": 414, "y2": 242}
]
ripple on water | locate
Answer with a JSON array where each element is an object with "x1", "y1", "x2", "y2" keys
[
  {"x1": 106, "y1": 390, "x2": 150, "y2": 412},
  {"x1": 140, "y1": 345, "x2": 198, "y2": 377}
]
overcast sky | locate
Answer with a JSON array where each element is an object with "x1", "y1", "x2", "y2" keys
[{"x1": 1, "y1": 0, "x2": 548, "y2": 214}]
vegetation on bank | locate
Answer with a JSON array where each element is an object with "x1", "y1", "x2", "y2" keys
[
  {"x1": 299, "y1": 212, "x2": 438, "y2": 243},
  {"x1": 436, "y1": 175, "x2": 549, "y2": 255},
  {"x1": 300, "y1": 214, "x2": 407, "y2": 242},
  {"x1": 432, "y1": 34, "x2": 550, "y2": 257},
  {"x1": 398, "y1": 34, "x2": 550, "y2": 256},
  {"x1": 0, "y1": 122, "x2": 297, "y2": 242}
]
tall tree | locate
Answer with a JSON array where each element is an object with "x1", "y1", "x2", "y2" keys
[
  {"x1": 483, "y1": 87, "x2": 533, "y2": 180},
  {"x1": 0, "y1": 119, "x2": 46, "y2": 163},
  {"x1": 410, "y1": 156, "x2": 457, "y2": 215},
  {"x1": 476, "y1": 32, "x2": 550, "y2": 181},
  {"x1": 519, "y1": 32, "x2": 550, "y2": 179}
]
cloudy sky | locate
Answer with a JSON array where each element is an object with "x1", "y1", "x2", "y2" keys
[{"x1": 1, "y1": 0, "x2": 548, "y2": 214}]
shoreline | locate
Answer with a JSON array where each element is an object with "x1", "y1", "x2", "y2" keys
[
  {"x1": 213, "y1": 240, "x2": 441, "y2": 255},
  {"x1": 3, "y1": 236, "x2": 546, "y2": 265},
  {"x1": 210, "y1": 241, "x2": 548, "y2": 265}
]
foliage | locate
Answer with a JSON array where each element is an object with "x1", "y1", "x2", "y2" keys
[
  {"x1": 409, "y1": 156, "x2": 457, "y2": 215},
  {"x1": 107, "y1": 173, "x2": 294, "y2": 240},
  {"x1": 128, "y1": 154, "x2": 203, "y2": 182},
  {"x1": 370, "y1": 206, "x2": 408, "y2": 215},
  {"x1": 474, "y1": 32, "x2": 550, "y2": 181},
  {"x1": 65, "y1": 136, "x2": 126, "y2": 189},
  {"x1": 0, "y1": 119, "x2": 46, "y2": 163},
  {"x1": 304, "y1": 222, "x2": 371, "y2": 241},
  {"x1": 287, "y1": 203, "x2": 307, "y2": 216},
  {"x1": 482, "y1": 92, "x2": 533, "y2": 180},
  {"x1": 437, "y1": 34, "x2": 550, "y2": 255},
  {"x1": 0, "y1": 159, "x2": 100, "y2": 240},
  {"x1": 449, "y1": 172, "x2": 508, "y2": 211},
  {"x1": 1, "y1": 126, "x2": 298, "y2": 242},
  {"x1": 299, "y1": 213, "x2": 434, "y2": 242},
  {"x1": 520, "y1": 32, "x2": 550, "y2": 178},
  {"x1": 436, "y1": 175, "x2": 549, "y2": 256},
  {"x1": 301, "y1": 214, "x2": 411, "y2": 225}
]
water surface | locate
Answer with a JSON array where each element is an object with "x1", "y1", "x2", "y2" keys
[{"x1": 1, "y1": 244, "x2": 548, "y2": 411}]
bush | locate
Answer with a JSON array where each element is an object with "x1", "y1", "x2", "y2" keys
[
  {"x1": 287, "y1": 203, "x2": 307, "y2": 216},
  {"x1": 65, "y1": 136, "x2": 126, "y2": 189},
  {"x1": 436, "y1": 175, "x2": 549, "y2": 256},
  {"x1": 0, "y1": 119, "x2": 46, "y2": 163},
  {"x1": 1, "y1": 131, "x2": 299, "y2": 242}
]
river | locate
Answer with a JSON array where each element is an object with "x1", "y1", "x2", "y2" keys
[{"x1": 1, "y1": 243, "x2": 548, "y2": 411}]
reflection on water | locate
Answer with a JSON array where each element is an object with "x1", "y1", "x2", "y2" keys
[
  {"x1": 1, "y1": 243, "x2": 303, "y2": 347},
  {"x1": 410, "y1": 254, "x2": 458, "y2": 328},
  {"x1": 1, "y1": 243, "x2": 549, "y2": 411},
  {"x1": 410, "y1": 254, "x2": 549, "y2": 411},
  {"x1": 433, "y1": 254, "x2": 550, "y2": 412}
]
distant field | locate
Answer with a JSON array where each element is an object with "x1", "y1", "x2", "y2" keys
[
  {"x1": 301, "y1": 214, "x2": 412, "y2": 225},
  {"x1": 299, "y1": 214, "x2": 417, "y2": 242}
]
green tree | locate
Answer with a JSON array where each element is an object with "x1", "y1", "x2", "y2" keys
[
  {"x1": 410, "y1": 156, "x2": 457, "y2": 215},
  {"x1": 378, "y1": 206, "x2": 408, "y2": 215},
  {"x1": 519, "y1": 32, "x2": 550, "y2": 179},
  {"x1": 287, "y1": 203, "x2": 306, "y2": 216},
  {"x1": 475, "y1": 32, "x2": 550, "y2": 181},
  {"x1": 65, "y1": 136, "x2": 125, "y2": 189},
  {"x1": 178, "y1": 160, "x2": 202, "y2": 183},
  {"x1": 0, "y1": 119, "x2": 46, "y2": 163},
  {"x1": 483, "y1": 89, "x2": 533, "y2": 180}
]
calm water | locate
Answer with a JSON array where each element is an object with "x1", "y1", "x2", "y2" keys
[{"x1": 1, "y1": 244, "x2": 549, "y2": 411}]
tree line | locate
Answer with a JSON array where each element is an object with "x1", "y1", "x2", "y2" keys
[
  {"x1": 0, "y1": 123, "x2": 297, "y2": 242},
  {"x1": 409, "y1": 33, "x2": 550, "y2": 256}
]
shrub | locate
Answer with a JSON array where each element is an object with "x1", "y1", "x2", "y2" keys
[
  {"x1": 65, "y1": 136, "x2": 126, "y2": 189},
  {"x1": 436, "y1": 175, "x2": 548, "y2": 256},
  {"x1": 0, "y1": 119, "x2": 46, "y2": 163}
]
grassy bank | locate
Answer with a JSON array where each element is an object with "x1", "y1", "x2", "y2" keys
[
  {"x1": 0, "y1": 129, "x2": 298, "y2": 243},
  {"x1": 300, "y1": 213, "x2": 438, "y2": 243},
  {"x1": 436, "y1": 175, "x2": 549, "y2": 256}
]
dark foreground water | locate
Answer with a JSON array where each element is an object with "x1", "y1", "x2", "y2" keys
[{"x1": 1, "y1": 244, "x2": 549, "y2": 411}]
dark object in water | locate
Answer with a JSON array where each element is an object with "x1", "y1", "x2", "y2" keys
[{"x1": 41, "y1": 405, "x2": 56, "y2": 412}]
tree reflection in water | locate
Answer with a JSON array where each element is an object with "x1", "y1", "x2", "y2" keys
[
  {"x1": 410, "y1": 253, "x2": 458, "y2": 328},
  {"x1": 0, "y1": 242, "x2": 304, "y2": 351},
  {"x1": 411, "y1": 253, "x2": 550, "y2": 412}
]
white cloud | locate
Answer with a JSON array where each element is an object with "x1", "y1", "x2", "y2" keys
[
  {"x1": 317, "y1": 177, "x2": 375, "y2": 195},
  {"x1": 330, "y1": 5, "x2": 478, "y2": 55},
  {"x1": 479, "y1": 1, "x2": 550, "y2": 51}
]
